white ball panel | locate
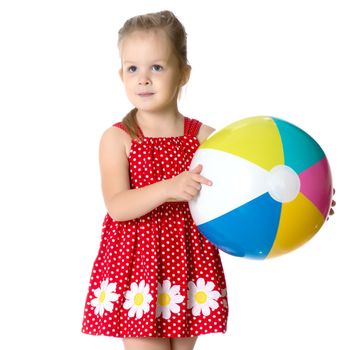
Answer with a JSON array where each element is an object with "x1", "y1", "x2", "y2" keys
[{"x1": 189, "y1": 148, "x2": 270, "y2": 225}]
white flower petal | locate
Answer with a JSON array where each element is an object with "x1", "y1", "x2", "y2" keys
[
  {"x1": 107, "y1": 292, "x2": 119, "y2": 302},
  {"x1": 187, "y1": 293, "x2": 194, "y2": 308},
  {"x1": 170, "y1": 303, "x2": 180, "y2": 314},
  {"x1": 145, "y1": 293, "x2": 153, "y2": 303},
  {"x1": 143, "y1": 302, "x2": 150, "y2": 314},
  {"x1": 130, "y1": 282, "x2": 138, "y2": 292},
  {"x1": 128, "y1": 306, "x2": 136, "y2": 318},
  {"x1": 163, "y1": 308, "x2": 171, "y2": 319},
  {"x1": 90, "y1": 298, "x2": 99, "y2": 307},
  {"x1": 144, "y1": 283, "x2": 150, "y2": 295},
  {"x1": 163, "y1": 280, "x2": 171, "y2": 290},
  {"x1": 197, "y1": 278, "x2": 205, "y2": 289},
  {"x1": 125, "y1": 290, "x2": 133, "y2": 300},
  {"x1": 192, "y1": 304, "x2": 201, "y2": 316},
  {"x1": 139, "y1": 280, "x2": 145, "y2": 291},
  {"x1": 209, "y1": 290, "x2": 221, "y2": 300},
  {"x1": 205, "y1": 281, "x2": 215, "y2": 292},
  {"x1": 174, "y1": 294, "x2": 185, "y2": 303},
  {"x1": 136, "y1": 307, "x2": 143, "y2": 319},
  {"x1": 99, "y1": 305, "x2": 105, "y2": 316},
  {"x1": 187, "y1": 287, "x2": 195, "y2": 300},
  {"x1": 93, "y1": 304, "x2": 100, "y2": 315},
  {"x1": 170, "y1": 284, "x2": 180, "y2": 295},
  {"x1": 93, "y1": 288, "x2": 101, "y2": 297},
  {"x1": 208, "y1": 299, "x2": 219, "y2": 310},
  {"x1": 104, "y1": 301, "x2": 113, "y2": 312},
  {"x1": 202, "y1": 304, "x2": 210, "y2": 316},
  {"x1": 106, "y1": 282, "x2": 117, "y2": 293},
  {"x1": 123, "y1": 300, "x2": 133, "y2": 309},
  {"x1": 101, "y1": 279, "x2": 108, "y2": 289},
  {"x1": 188, "y1": 281, "x2": 196, "y2": 291}
]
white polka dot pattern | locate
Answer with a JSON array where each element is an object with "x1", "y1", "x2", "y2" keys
[{"x1": 81, "y1": 117, "x2": 229, "y2": 338}]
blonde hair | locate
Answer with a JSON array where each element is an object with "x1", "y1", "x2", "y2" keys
[{"x1": 118, "y1": 10, "x2": 188, "y2": 140}]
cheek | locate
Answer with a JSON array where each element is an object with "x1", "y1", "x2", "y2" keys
[
  {"x1": 162, "y1": 74, "x2": 181, "y2": 91},
  {"x1": 123, "y1": 78, "x2": 134, "y2": 93}
]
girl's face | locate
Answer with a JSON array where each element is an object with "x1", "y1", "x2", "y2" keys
[{"x1": 119, "y1": 29, "x2": 190, "y2": 114}]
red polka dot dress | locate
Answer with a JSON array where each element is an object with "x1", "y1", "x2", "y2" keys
[{"x1": 81, "y1": 116, "x2": 229, "y2": 338}]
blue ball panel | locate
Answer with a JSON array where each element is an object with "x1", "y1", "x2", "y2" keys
[{"x1": 197, "y1": 193, "x2": 282, "y2": 259}]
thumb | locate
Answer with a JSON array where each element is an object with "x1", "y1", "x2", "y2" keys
[{"x1": 190, "y1": 164, "x2": 203, "y2": 173}]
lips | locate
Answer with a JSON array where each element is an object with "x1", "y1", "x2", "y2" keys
[{"x1": 138, "y1": 92, "x2": 154, "y2": 97}]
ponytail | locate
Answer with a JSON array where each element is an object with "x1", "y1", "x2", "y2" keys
[{"x1": 121, "y1": 108, "x2": 142, "y2": 141}]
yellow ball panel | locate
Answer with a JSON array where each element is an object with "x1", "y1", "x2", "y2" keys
[
  {"x1": 267, "y1": 193, "x2": 325, "y2": 258},
  {"x1": 201, "y1": 116, "x2": 284, "y2": 171}
]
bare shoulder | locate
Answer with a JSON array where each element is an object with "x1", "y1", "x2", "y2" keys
[
  {"x1": 99, "y1": 125, "x2": 132, "y2": 158},
  {"x1": 196, "y1": 123, "x2": 216, "y2": 144},
  {"x1": 100, "y1": 124, "x2": 131, "y2": 144}
]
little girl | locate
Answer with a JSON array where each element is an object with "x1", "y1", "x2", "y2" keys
[{"x1": 81, "y1": 10, "x2": 229, "y2": 350}]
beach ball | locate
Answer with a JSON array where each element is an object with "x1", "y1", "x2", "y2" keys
[{"x1": 189, "y1": 116, "x2": 333, "y2": 259}]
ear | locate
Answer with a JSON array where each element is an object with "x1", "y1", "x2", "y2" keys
[
  {"x1": 179, "y1": 64, "x2": 191, "y2": 87},
  {"x1": 119, "y1": 68, "x2": 123, "y2": 82}
]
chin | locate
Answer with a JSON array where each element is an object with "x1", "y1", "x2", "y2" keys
[{"x1": 137, "y1": 105, "x2": 166, "y2": 113}]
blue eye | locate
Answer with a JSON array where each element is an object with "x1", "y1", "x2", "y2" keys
[
  {"x1": 127, "y1": 66, "x2": 137, "y2": 73},
  {"x1": 152, "y1": 65, "x2": 163, "y2": 72}
]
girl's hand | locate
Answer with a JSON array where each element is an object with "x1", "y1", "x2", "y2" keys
[
  {"x1": 327, "y1": 188, "x2": 336, "y2": 220},
  {"x1": 165, "y1": 164, "x2": 212, "y2": 202}
]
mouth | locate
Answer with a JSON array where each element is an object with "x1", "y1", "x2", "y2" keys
[{"x1": 138, "y1": 92, "x2": 155, "y2": 97}]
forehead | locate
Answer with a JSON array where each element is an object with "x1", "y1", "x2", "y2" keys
[{"x1": 120, "y1": 29, "x2": 174, "y2": 63}]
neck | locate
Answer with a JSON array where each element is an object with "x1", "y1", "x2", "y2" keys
[
  {"x1": 135, "y1": 108, "x2": 184, "y2": 137},
  {"x1": 136, "y1": 109, "x2": 182, "y2": 126}
]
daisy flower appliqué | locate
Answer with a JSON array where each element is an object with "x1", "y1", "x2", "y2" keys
[
  {"x1": 123, "y1": 280, "x2": 153, "y2": 319},
  {"x1": 90, "y1": 278, "x2": 119, "y2": 317},
  {"x1": 187, "y1": 278, "x2": 220, "y2": 316},
  {"x1": 156, "y1": 279, "x2": 185, "y2": 319}
]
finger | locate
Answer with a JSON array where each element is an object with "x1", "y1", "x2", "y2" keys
[
  {"x1": 329, "y1": 208, "x2": 334, "y2": 215},
  {"x1": 200, "y1": 176, "x2": 213, "y2": 186},
  {"x1": 190, "y1": 165, "x2": 213, "y2": 185},
  {"x1": 182, "y1": 193, "x2": 192, "y2": 201},
  {"x1": 192, "y1": 173, "x2": 212, "y2": 186},
  {"x1": 187, "y1": 183, "x2": 201, "y2": 193},
  {"x1": 190, "y1": 164, "x2": 203, "y2": 174},
  {"x1": 333, "y1": 188, "x2": 336, "y2": 195},
  {"x1": 188, "y1": 182, "x2": 200, "y2": 192},
  {"x1": 332, "y1": 200, "x2": 336, "y2": 207},
  {"x1": 185, "y1": 187, "x2": 198, "y2": 198}
]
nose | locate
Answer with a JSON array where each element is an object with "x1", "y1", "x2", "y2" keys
[
  {"x1": 138, "y1": 71, "x2": 151, "y2": 86},
  {"x1": 138, "y1": 78, "x2": 151, "y2": 85}
]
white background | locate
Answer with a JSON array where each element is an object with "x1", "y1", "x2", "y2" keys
[{"x1": 0, "y1": 0, "x2": 349, "y2": 349}]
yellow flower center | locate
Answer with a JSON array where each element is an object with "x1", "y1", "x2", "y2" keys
[
  {"x1": 158, "y1": 293, "x2": 171, "y2": 306},
  {"x1": 99, "y1": 290, "x2": 106, "y2": 304},
  {"x1": 134, "y1": 293, "x2": 144, "y2": 306},
  {"x1": 195, "y1": 291, "x2": 207, "y2": 304}
]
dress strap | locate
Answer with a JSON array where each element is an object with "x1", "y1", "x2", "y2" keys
[
  {"x1": 113, "y1": 121, "x2": 127, "y2": 132},
  {"x1": 113, "y1": 118, "x2": 201, "y2": 138},
  {"x1": 184, "y1": 117, "x2": 202, "y2": 137},
  {"x1": 112, "y1": 121, "x2": 144, "y2": 138}
]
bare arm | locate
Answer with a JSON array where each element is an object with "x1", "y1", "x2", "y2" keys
[
  {"x1": 107, "y1": 183, "x2": 171, "y2": 221},
  {"x1": 99, "y1": 127, "x2": 173, "y2": 221}
]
